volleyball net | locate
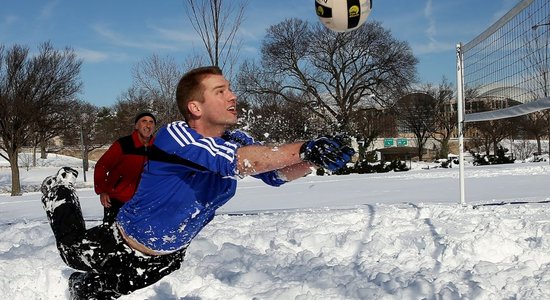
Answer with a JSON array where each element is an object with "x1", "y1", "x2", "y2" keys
[
  {"x1": 456, "y1": 0, "x2": 549, "y2": 204},
  {"x1": 457, "y1": 0, "x2": 549, "y2": 123}
]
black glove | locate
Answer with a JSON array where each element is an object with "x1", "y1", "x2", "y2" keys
[{"x1": 300, "y1": 136, "x2": 355, "y2": 171}]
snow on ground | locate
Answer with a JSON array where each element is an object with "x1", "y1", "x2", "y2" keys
[{"x1": 1, "y1": 153, "x2": 550, "y2": 299}]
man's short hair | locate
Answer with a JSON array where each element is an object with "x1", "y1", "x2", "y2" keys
[{"x1": 176, "y1": 66, "x2": 223, "y2": 121}]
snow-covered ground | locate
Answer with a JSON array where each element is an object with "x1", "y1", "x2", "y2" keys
[{"x1": 1, "y1": 153, "x2": 550, "y2": 299}]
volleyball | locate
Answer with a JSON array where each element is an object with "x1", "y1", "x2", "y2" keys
[{"x1": 315, "y1": 0, "x2": 372, "y2": 33}]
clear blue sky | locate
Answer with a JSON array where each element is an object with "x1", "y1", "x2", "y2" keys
[{"x1": 1, "y1": 0, "x2": 519, "y2": 107}]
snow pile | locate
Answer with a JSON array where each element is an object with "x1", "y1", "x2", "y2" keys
[{"x1": 1, "y1": 154, "x2": 550, "y2": 299}]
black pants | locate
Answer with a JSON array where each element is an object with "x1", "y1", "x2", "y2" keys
[
  {"x1": 103, "y1": 198, "x2": 124, "y2": 226},
  {"x1": 42, "y1": 181, "x2": 186, "y2": 299}
]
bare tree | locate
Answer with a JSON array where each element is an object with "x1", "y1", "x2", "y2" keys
[
  {"x1": 238, "y1": 19, "x2": 417, "y2": 134},
  {"x1": 35, "y1": 98, "x2": 80, "y2": 159},
  {"x1": 98, "y1": 86, "x2": 164, "y2": 143},
  {"x1": 109, "y1": 89, "x2": 156, "y2": 138},
  {"x1": 466, "y1": 93, "x2": 522, "y2": 155},
  {"x1": 516, "y1": 111, "x2": 548, "y2": 154},
  {"x1": 349, "y1": 107, "x2": 396, "y2": 152},
  {"x1": 132, "y1": 54, "x2": 184, "y2": 124},
  {"x1": 60, "y1": 100, "x2": 107, "y2": 172},
  {"x1": 393, "y1": 93, "x2": 438, "y2": 161},
  {"x1": 472, "y1": 119, "x2": 518, "y2": 156},
  {"x1": 421, "y1": 78, "x2": 456, "y2": 158},
  {"x1": 0, "y1": 42, "x2": 81, "y2": 195},
  {"x1": 93, "y1": 106, "x2": 120, "y2": 146},
  {"x1": 26, "y1": 99, "x2": 79, "y2": 166},
  {"x1": 184, "y1": 0, "x2": 247, "y2": 78}
]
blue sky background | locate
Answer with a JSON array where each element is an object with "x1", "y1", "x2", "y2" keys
[{"x1": 1, "y1": 0, "x2": 520, "y2": 107}]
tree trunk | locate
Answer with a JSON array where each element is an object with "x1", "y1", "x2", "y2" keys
[
  {"x1": 33, "y1": 145, "x2": 37, "y2": 167},
  {"x1": 439, "y1": 138, "x2": 450, "y2": 158},
  {"x1": 8, "y1": 151, "x2": 22, "y2": 196},
  {"x1": 40, "y1": 139, "x2": 47, "y2": 159},
  {"x1": 416, "y1": 137, "x2": 424, "y2": 161},
  {"x1": 84, "y1": 144, "x2": 89, "y2": 172}
]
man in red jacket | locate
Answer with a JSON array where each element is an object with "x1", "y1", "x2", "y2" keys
[{"x1": 94, "y1": 112, "x2": 156, "y2": 225}]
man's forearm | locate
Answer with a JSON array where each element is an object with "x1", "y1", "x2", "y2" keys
[
  {"x1": 236, "y1": 142, "x2": 304, "y2": 176},
  {"x1": 277, "y1": 161, "x2": 316, "y2": 181}
]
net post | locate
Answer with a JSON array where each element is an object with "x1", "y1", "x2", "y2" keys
[{"x1": 456, "y1": 43, "x2": 466, "y2": 205}]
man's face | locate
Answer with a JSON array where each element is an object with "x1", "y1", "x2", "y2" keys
[
  {"x1": 135, "y1": 116, "x2": 155, "y2": 140},
  {"x1": 197, "y1": 74, "x2": 238, "y2": 127}
]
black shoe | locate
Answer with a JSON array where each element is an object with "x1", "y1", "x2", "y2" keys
[
  {"x1": 41, "y1": 167, "x2": 78, "y2": 196},
  {"x1": 55, "y1": 167, "x2": 78, "y2": 186},
  {"x1": 40, "y1": 175, "x2": 57, "y2": 196},
  {"x1": 68, "y1": 272, "x2": 120, "y2": 300},
  {"x1": 41, "y1": 167, "x2": 81, "y2": 217},
  {"x1": 68, "y1": 272, "x2": 88, "y2": 300}
]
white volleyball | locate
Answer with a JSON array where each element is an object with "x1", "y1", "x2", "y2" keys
[{"x1": 315, "y1": 0, "x2": 372, "y2": 33}]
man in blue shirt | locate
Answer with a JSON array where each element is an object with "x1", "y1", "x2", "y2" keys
[{"x1": 41, "y1": 66, "x2": 354, "y2": 299}]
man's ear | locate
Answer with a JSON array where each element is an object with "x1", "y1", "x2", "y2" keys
[{"x1": 188, "y1": 101, "x2": 202, "y2": 117}]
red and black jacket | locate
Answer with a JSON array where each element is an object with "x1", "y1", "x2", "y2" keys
[{"x1": 94, "y1": 130, "x2": 154, "y2": 203}]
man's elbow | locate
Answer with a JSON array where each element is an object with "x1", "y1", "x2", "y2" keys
[{"x1": 238, "y1": 159, "x2": 265, "y2": 176}]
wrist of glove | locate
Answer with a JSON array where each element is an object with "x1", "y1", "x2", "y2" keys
[{"x1": 300, "y1": 136, "x2": 355, "y2": 171}]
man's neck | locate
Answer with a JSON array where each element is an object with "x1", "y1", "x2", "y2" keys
[{"x1": 188, "y1": 121, "x2": 225, "y2": 137}]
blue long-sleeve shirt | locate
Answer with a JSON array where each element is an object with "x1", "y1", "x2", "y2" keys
[{"x1": 117, "y1": 121, "x2": 286, "y2": 253}]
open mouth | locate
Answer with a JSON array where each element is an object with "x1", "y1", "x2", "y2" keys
[{"x1": 227, "y1": 106, "x2": 236, "y2": 112}]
